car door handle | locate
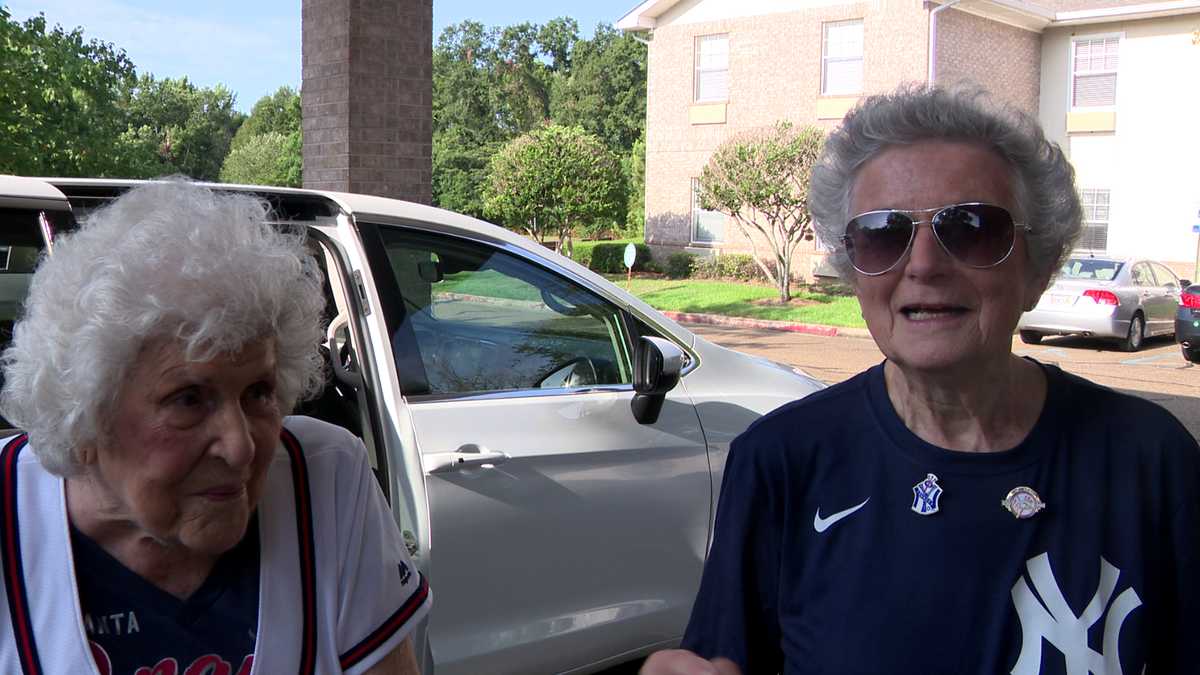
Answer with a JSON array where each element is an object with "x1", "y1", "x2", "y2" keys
[{"x1": 425, "y1": 445, "x2": 510, "y2": 474}]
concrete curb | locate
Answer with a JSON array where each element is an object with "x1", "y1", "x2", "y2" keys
[{"x1": 660, "y1": 310, "x2": 873, "y2": 338}]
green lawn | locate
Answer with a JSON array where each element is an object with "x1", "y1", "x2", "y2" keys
[
  {"x1": 612, "y1": 277, "x2": 866, "y2": 328},
  {"x1": 437, "y1": 269, "x2": 541, "y2": 302},
  {"x1": 432, "y1": 268, "x2": 865, "y2": 328}
]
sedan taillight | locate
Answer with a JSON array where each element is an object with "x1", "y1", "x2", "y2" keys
[
  {"x1": 1083, "y1": 289, "x2": 1120, "y2": 306},
  {"x1": 1182, "y1": 292, "x2": 1200, "y2": 309}
]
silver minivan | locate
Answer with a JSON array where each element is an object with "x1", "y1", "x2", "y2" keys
[{"x1": 0, "y1": 176, "x2": 824, "y2": 674}]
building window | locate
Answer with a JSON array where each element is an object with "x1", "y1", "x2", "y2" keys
[
  {"x1": 1078, "y1": 188, "x2": 1110, "y2": 251},
  {"x1": 692, "y1": 179, "x2": 725, "y2": 243},
  {"x1": 1071, "y1": 36, "x2": 1119, "y2": 108},
  {"x1": 694, "y1": 34, "x2": 729, "y2": 102},
  {"x1": 822, "y1": 20, "x2": 863, "y2": 96}
]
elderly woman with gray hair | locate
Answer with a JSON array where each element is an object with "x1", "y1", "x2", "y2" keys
[
  {"x1": 0, "y1": 182, "x2": 429, "y2": 674},
  {"x1": 642, "y1": 85, "x2": 1198, "y2": 675}
]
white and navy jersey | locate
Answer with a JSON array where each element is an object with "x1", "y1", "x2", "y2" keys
[
  {"x1": 71, "y1": 515, "x2": 260, "y2": 674},
  {"x1": 0, "y1": 415, "x2": 431, "y2": 675},
  {"x1": 682, "y1": 361, "x2": 1200, "y2": 675}
]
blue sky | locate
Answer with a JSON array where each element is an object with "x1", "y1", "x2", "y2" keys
[{"x1": 4, "y1": 0, "x2": 639, "y2": 112}]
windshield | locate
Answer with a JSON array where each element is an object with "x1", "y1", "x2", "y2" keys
[{"x1": 1059, "y1": 258, "x2": 1123, "y2": 281}]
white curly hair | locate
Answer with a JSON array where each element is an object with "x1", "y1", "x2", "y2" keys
[{"x1": 0, "y1": 180, "x2": 327, "y2": 476}]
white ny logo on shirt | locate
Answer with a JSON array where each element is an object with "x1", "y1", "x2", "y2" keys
[{"x1": 1010, "y1": 553, "x2": 1142, "y2": 675}]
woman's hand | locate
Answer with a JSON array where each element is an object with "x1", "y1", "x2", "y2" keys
[{"x1": 640, "y1": 650, "x2": 743, "y2": 675}]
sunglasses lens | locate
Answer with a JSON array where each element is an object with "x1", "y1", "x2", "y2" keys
[
  {"x1": 932, "y1": 204, "x2": 1015, "y2": 267},
  {"x1": 844, "y1": 211, "x2": 915, "y2": 274}
]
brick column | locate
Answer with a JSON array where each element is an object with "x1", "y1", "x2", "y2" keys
[{"x1": 301, "y1": 0, "x2": 432, "y2": 202}]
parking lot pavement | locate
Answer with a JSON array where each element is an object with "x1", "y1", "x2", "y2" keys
[{"x1": 687, "y1": 324, "x2": 1200, "y2": 440}]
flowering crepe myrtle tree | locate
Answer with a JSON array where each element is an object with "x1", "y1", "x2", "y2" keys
[
  {"x1": 483, "y1": 124, "x2": 626, "y2": 253},
  {"x1": 697, "y1": 121, "x2": 824, "y2": 302}
]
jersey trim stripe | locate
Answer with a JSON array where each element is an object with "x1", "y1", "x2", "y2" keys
[
  {"x1": 338, "y1": 573, "x2": 430, "y2": 670},
  {"x1": 280, "y1": 428, "x2": 318, "y2": 675},
  {"x1": 1, "y1": 434, "x2": 42, "y2": 675}
]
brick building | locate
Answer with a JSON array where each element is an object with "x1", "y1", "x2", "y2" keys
[{"x1": 618, "y1": 0, "x2": 1200, "y2": 279}]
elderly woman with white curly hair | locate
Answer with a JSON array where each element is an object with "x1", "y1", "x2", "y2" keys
[
  {"x1": 642, "y1": 85, "x2": 1199, "y2": 675},
  {"x1": 0, "y1": 182, "x2": 429, "y2": 674}
]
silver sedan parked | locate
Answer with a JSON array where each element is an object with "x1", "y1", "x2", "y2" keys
[{"x1": 1017, "y1": 255, "x2": 1188, "y2": 351}]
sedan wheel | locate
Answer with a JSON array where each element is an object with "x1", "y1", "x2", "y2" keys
[
  {"x1": 1121, "y1": 314, "x2": 1144, "y2": 352},
  {"x1": 1019, "y1": 330, "x2": 1043, "y2": 345},
  {"x1": 1183, "y1": 345, "x2": 1200, "y2": 364}
]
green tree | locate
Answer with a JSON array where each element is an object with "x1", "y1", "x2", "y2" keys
[
  {"x1": 0, "y1": 8, "x2": 137, "y2": 176},
  {"x1": 549, "y1": 25, "x2": 647, "y2": 152},
  {"x1": 229, "y1": 86, "x2": 300, "y2": 150},
  {"x1": 433, "y1": 19, "x2": 647, "y2": 228},
  {"x1": 219, "y1": 131, "x2": 301, "y2": 187},
  {"x1": 483, "y1": 124, "x2": 626, "y2": 253},
  {"x1": 220, "y1": 87, "x2": 301, "y2": 186},
  {"x1": 432, "y1": 21, "x2": 505, "y2": 216},
  {"x1": 697, "y1": 122, "x2": 825, "y2": 302},
  {"x1": 626, "y1": 133, "x2": 646, "y2": 236},
  {"x1": 119, "y1": 75, "x2": 243, "y2": 181}
]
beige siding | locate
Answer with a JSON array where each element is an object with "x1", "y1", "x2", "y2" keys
[
  {"x1": 643, "y1": 0, "x2": 928, "y2": 275},
  {"x1": 935, "y1": 8, "x2": 1042, "y2": 114},
  {"x1": 1040, "y1": 15, "x2": 1200, "y2": 269}
]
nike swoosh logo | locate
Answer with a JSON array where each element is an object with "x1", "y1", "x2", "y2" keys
[{"x1": 813, "y1": 498, "x2": 870, "y2": 533}]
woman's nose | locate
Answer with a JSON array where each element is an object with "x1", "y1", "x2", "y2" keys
[
  {"x1": 903, "y1": 222, "x2": 953, "y2": 278},
  {"x1": 209, "y1": 404, "x2": 256, "y2": 468}
]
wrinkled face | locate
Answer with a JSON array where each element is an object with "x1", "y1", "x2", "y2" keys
[
  {"x1": 88, "y1": 337, "x2": 282, "y2": 556},
  {"x1": 848, "y1": 140, "x2": 1047, "y2": 375}
]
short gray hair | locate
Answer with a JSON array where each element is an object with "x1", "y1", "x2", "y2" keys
[
  {"x1": 1, "y1": 181, "x2": 327, "y2": 475},
  {"x1": 809, "y1": 83, "x2": 1083, "y2": 281}
]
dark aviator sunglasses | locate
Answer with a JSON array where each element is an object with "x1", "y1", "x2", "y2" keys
[{"x1": 841, "y1": 202, "x2": 1032, "y2": 276}]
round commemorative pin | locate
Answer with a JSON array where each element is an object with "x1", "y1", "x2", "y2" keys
[{"x1": 1002, "y1": 486, "x2": 1046, "y2": 519}]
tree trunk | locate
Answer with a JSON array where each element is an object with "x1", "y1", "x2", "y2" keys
[{"x1": 776, "y1": 255, "x2": 791, "y2": 302}]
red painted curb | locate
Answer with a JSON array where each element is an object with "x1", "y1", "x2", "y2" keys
[{"x1": 661, "y1": 310, "x2": 841, "y2": 337}]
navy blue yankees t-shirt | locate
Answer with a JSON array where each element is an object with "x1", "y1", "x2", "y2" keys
[
  {"x1": 682, "y1": 361, "x2": 1200, "y2": 674},
  {"x1": 70, "y1": 516, "x2": 260, "y2": 675}
]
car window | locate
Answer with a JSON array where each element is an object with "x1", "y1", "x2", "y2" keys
[
  {"x1": 0, "y1": 208, "x2": 73, "y2": 430},
  {"x1": 378, "y1": 228, "x2": 632, "y2": 397},
  {"x1": 1150, "y1": 262, "x2": 1179, "y2": 287},
  {"x1": 1130, "y1": 263, "x2": 1155, "y2": 287},
  {"x1": 1060, "y1": 258, "x2": 1121, "y2": 280}
]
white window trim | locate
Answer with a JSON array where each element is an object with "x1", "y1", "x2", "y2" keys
[
  {"x1": 694, "y1": 33, "x2": 729, "y2": 103},
  {"x1": 1077, "y1": 187, "x2": 1111, "y2": 253},
  {"x1": 691, "y1": 178, "x2": 725, "y2": 245},
  {"x1": 1068, "y1": 32, "x2": 1122, "y2": 112},
  {"x1": 821, "y1": 19, "x2": 864, "y2": 96}
]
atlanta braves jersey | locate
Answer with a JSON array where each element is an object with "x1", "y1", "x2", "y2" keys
[
  {"x1": 0, "y1": 415, "x2": 431, "y2": 675},
  {"x1": 70, "y1": 513, "x2": 261, "y2": 675},
  {"x1": 682, "y1": 361, "x2": 1199, "y2": 675}
]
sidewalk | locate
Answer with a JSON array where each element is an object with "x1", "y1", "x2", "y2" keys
[{"x1": 660, "y1": 310, "x2": 873, "y2": 338}]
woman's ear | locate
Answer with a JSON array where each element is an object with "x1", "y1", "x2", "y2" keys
[{"x1": 1024, "y1": 266, "x2": 1054, "y2": 312}]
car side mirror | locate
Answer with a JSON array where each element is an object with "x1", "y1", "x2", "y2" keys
[
  {"x1": 631, "y1": 336, "x2": 683, "y2": 425},
  {"x1": 1181, "y1": 279, "x2": 1192, "y2": 288}
]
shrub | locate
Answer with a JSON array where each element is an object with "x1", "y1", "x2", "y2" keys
[
  {"x1": 588, "y1": 243, "x2": 653, "y2": 273},
  {"x1": 665, "y1": 252, "x2": 695, "y2": 279},
  {"x1": 571, "y1": 242, "x2": 595, "y2": 269},
  {"x1": 691, "y1": 253, "x2": 765, "y2": 282}
]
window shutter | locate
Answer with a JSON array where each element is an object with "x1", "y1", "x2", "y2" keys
[
  {"x1": 692, "y1": 179, "x2": 725, "y2": 243},
  {"x1": 824, "y1": 60, "x2": 863, "y2": 96},
  {"x1": 1073, "y1": 73, "x2": 1116, "y2": 107},
  {"x1": 821, "y1": 20, "x2": 863, "y2": 95},
  {"x1": 697, "y1": 69, "x2": 728, "y2": 101},
  {"x1": 1072, "y1": 37, "x2": 1118, "y2": 107}
]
